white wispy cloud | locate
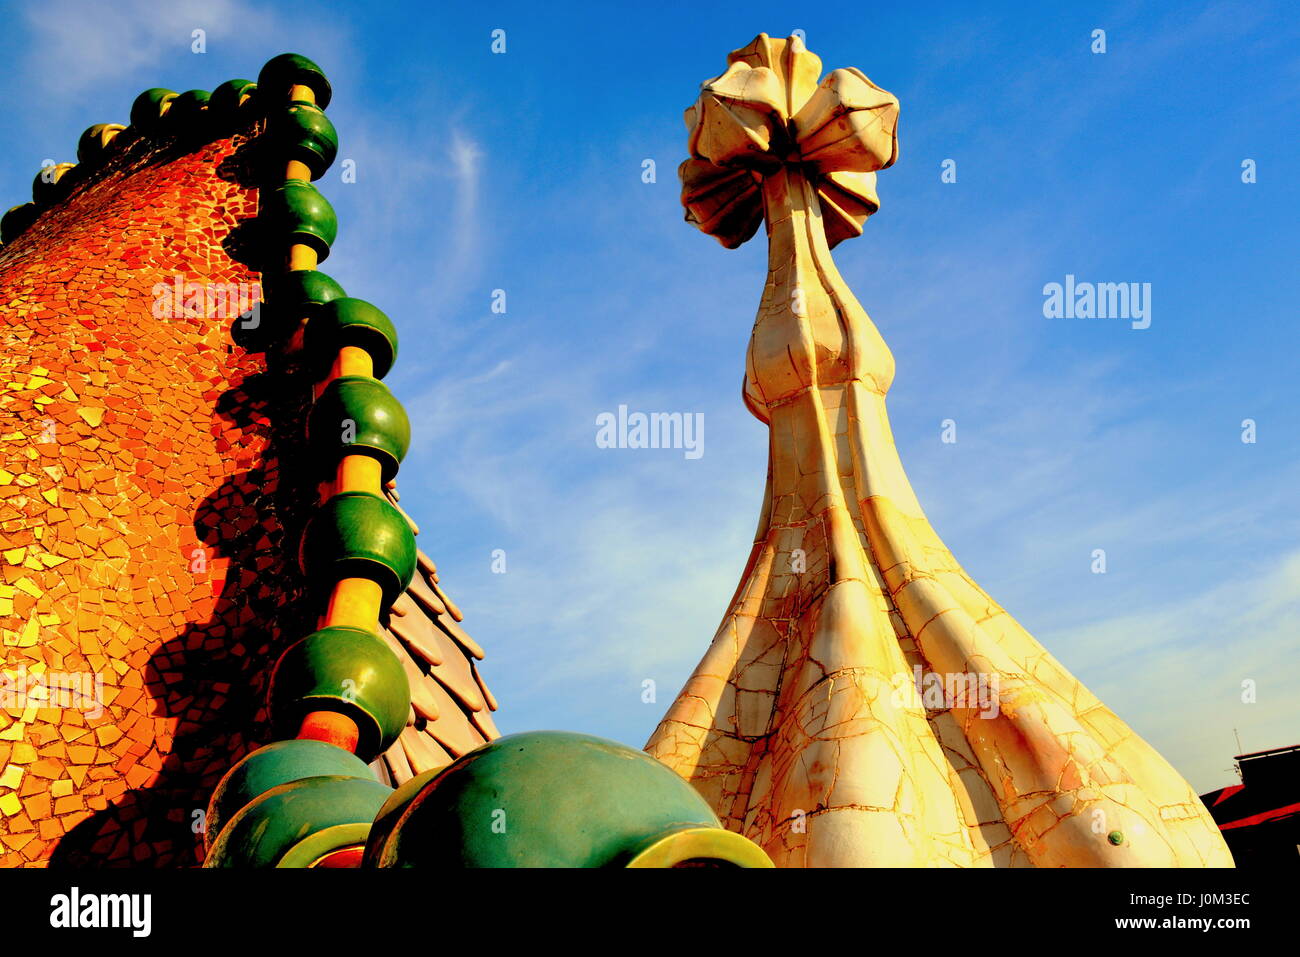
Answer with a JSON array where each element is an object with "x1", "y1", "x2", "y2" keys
[
  {"x1": 397, "y1": 113, "x2": 1299, "y2": 787},
  {"x1": 14, "y1": 2, "x2": 1287, "y2": 798},
  {"x1": 1048, "y1": 548, "x2": 1300, "y2": 792},
  {"x1": 21, "y1": 0, "x2": 277, "y2": 99}
]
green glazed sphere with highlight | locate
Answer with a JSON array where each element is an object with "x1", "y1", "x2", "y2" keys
[
  {"x1": 298, "y1": 490, "x2": 416, "y2": 605},
  {"x1": 165, "y1": 89, "x2": 211, "y2": 132},
  {"x1": 204, "y1": 774, "x2": 391, "y2": 868},
  {"x1": 272, "y1": 268, "x2": 346, "y2": 313},
  {"x1": 204, "y1": 739, "x2": 374, "y2": 850},
  {"x1": 308, "y1": 297, "x2": 399, "y2": 379},
  {"x1": 308, "y1": 376, "x2": 411, "y2": 482},
  {"x1": 272, "y1": 100, "x2": 338, "y2": 179},
  {"x1": 256, "y1": 268, "x2": 345, "y2": 342},
  {"x1": 268, "y1": 626, "x2": 411, "y2": 761},
  {"x1": 31, "y1": 163, "x2": 76, "y2": 205},
  {"x1": 360, "y1": 768, "x2": 442, "y2": 868},
  {"x1": 129, "y1": 88, "x2": 178, "y2": 133},
  {"x1": 76, "y1": 123, "x2": 126, "y2": 166},
  {"x1": 364, "y1": 731, "x2": 775, "y2": 868},
  {"x1": 258, "y1": 52, "x2": 333, "y2": 108},
  {"x1": 260, "y1": 179, "x2": 337, "y2": 260},
  {"x1": 210, "y1": 79, "x2": 258, "y2": 123}
]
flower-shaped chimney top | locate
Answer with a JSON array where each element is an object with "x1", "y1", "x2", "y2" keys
[{"x1": 680, "y1": 33, "x2": 900, "y2": 249}]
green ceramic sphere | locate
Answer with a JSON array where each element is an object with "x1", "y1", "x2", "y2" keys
[
  {"x1": 1, "y1": 204, "x2": 38, "y2": 244},
  {"x1": 272, "y1": 268, "x2": 346, "y2": 312},
  {"x1": 75, "y1": 123, "x2": 126, "y2": 166},
  {"x1": 258, "y1": 52, "x2": 333, "y2": 109},
  {"x1": 204, "y1": 774, "x2": 391, "y2": 868},
  {"x1": 365, "y1": 731, "x2": 747, "y2": 868},
  {"x1": 268, "y1": 626, "x2": 411, "y2": 761},
  {"x1": 260, "y1": 179, "x2": 337, "y2": 260},
  {"x1": 262, "y1": 268, "x2": 346, "y2": 341},
  {"x1": 272, "y1": 100, "x2": 338, "y2": 179},
  {"x1": 309, "y1": 376, "x2": 411, "y2": 482},
  {"x1": 204, "y1": 739, "x2": 374, "y2": 850},
  {"x1": 129, "y1": 88, "x2": 178, "y2": 133},
  {"x1": 298, "y1": 491, "x2": 416, "y2": 605},
  {"x1": 209, "y1": 79, "x2": 257, "y2": 122},
  {"x1": 165, "y1": 89, "x2": 211, "y2": 132},
  {"x1": 31, "y1": 163, "x2": 76, "y2": 204},
  {"x1": 308, "y1": 297, "x2": 398, "y2": 379},
  {"x1": 360, "y1": 768, "x2": 442, "y2": 868}
]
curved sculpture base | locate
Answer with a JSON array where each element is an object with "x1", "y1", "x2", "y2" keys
[{"x1": 649, "y1": 149, "x2": 1232, "y2": 867}]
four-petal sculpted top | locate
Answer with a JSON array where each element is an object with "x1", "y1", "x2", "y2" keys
[{"x1": 647, "y1": 34, "x2": 1233, "y2": 868}]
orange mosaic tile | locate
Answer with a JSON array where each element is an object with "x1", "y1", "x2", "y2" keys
[
  {"x1": 0, "y1": 110, "x2": 505, "y2": 870},
  {"x1": 0, "y1": 63, "x2": 508, "y2": 869},
  {"x1": 0, "y1": 128, "x2": 321, "y2": 867}
]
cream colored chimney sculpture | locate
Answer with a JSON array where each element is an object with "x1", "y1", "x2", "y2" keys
[{"x1": 646, "y1": 34, "x2": 1233, "y2": 868}]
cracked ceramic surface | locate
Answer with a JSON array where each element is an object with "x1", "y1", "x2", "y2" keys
[{"x1": 648, "y1": 34, "x2": 1233, "y2": 868}]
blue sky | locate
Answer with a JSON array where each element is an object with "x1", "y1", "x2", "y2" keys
[{"x1": 1, "y1": 0, "x2": 1296, "y2": 793}]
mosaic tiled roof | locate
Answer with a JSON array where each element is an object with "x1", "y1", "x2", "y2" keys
[
  {"x1": 375, "y1": 524, "x2": 500, "y2": 785},
  {"x1": 0, "y1": 64, "x2": 498, "y2": 867}
]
